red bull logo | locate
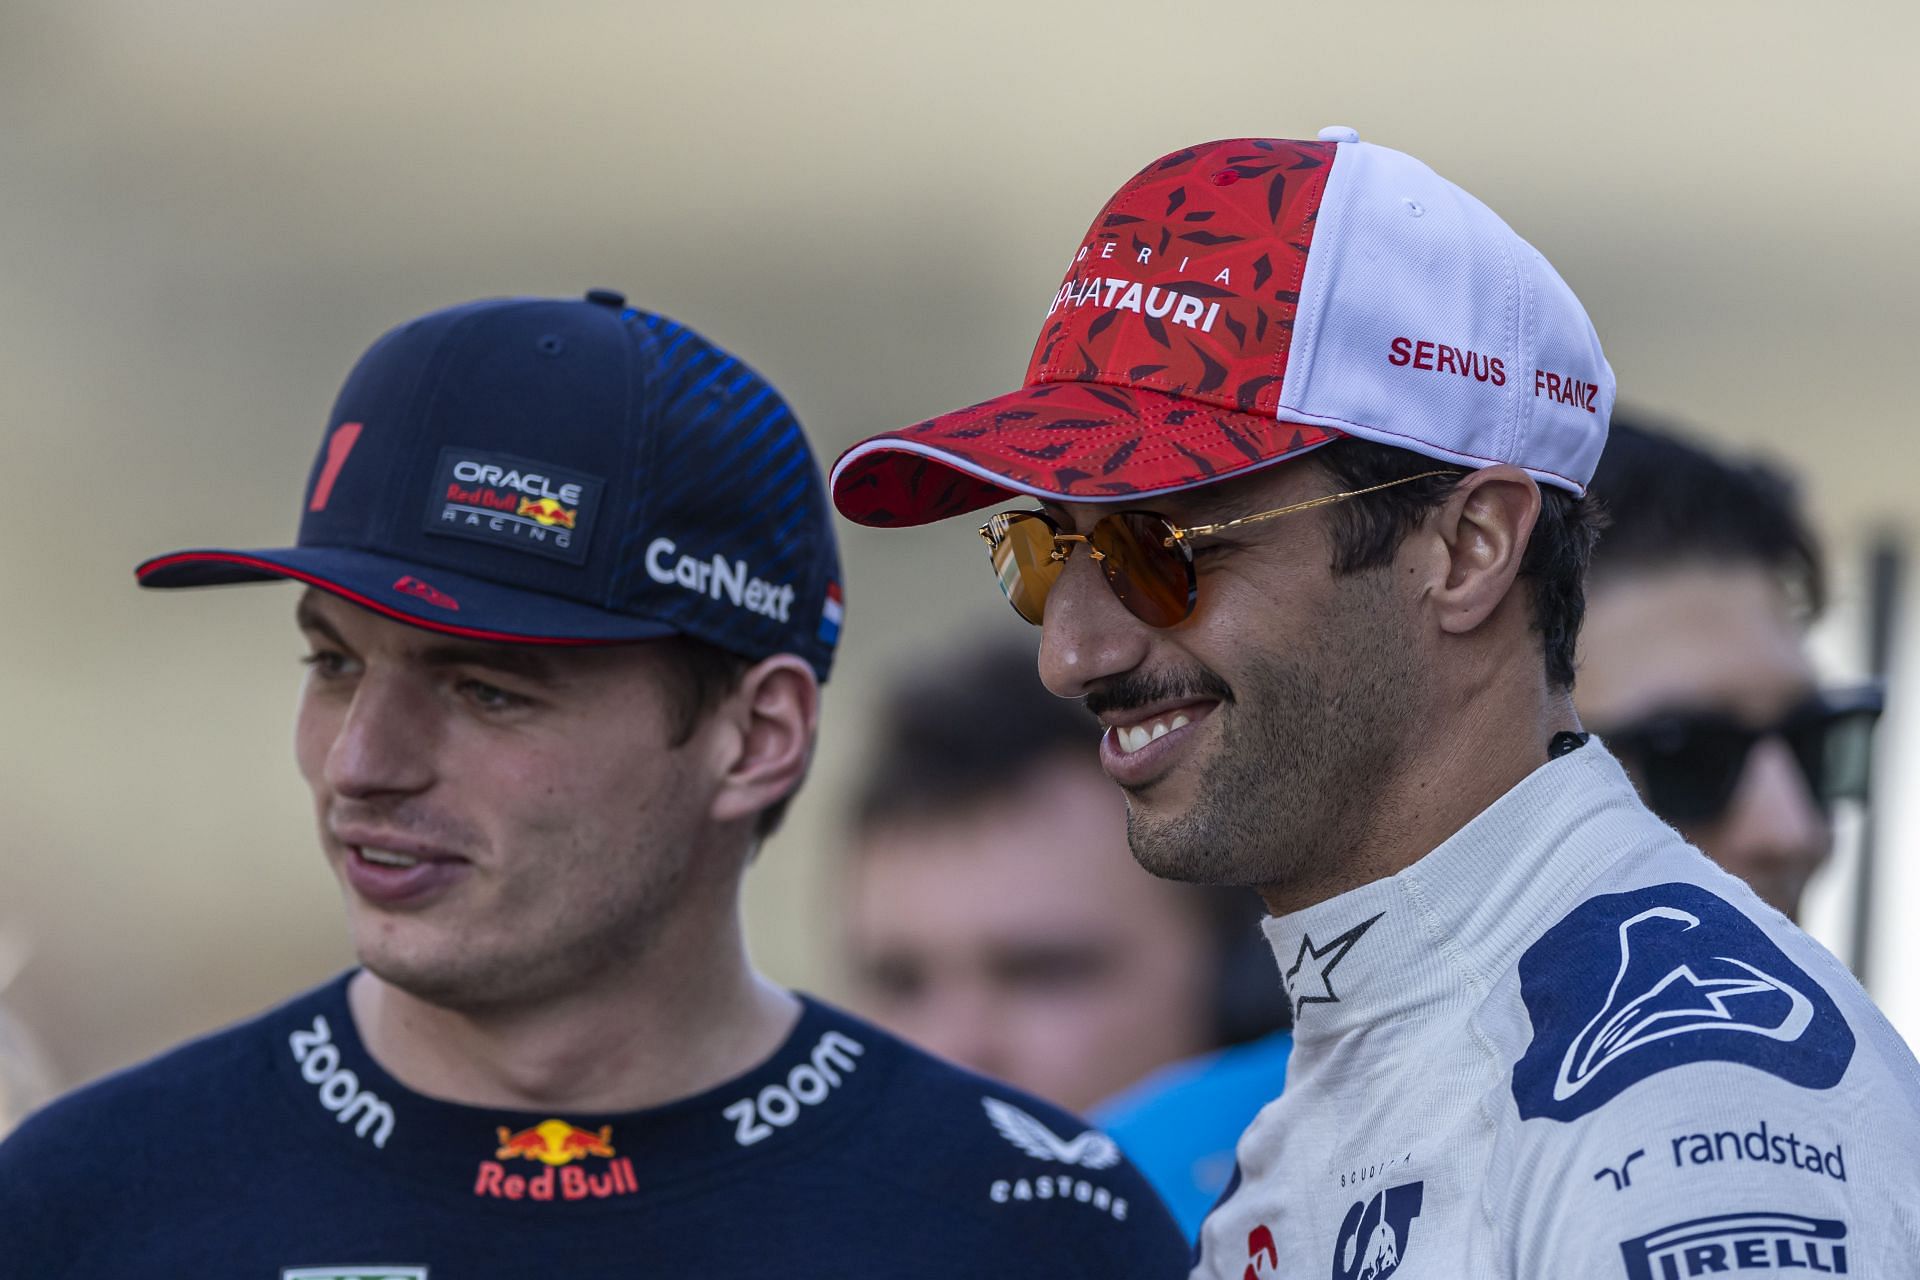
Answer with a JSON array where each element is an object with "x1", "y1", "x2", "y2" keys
[
  {"x1": 475, "y1": 1119, "x2": 639, "y2": 1202},
  {"x1": 495, "y1": 1119, "x2": 614, "y2": 1165},
  {"x1": 516, "y1": 497, "x2": 577, "y2": 529}
]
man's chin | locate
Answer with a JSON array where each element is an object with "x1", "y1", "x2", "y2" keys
[
  {"x1": 1124, "y1": 807, "x2": 1224, "y2": 885},
  {"x1": 348, "y1": 916, "x2": 491, "y2": 1009}
]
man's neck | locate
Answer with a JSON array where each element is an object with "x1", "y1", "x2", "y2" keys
[
  {"x1": 1258, "y1": 679, "x2": 1581, "y2": 918},
  {"x1": 347, "y1": 905, "x2": 801, "y2": 1114}
]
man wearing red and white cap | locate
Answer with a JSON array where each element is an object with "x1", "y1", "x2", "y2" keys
[{"x1": 832, "y1": 131, "x2": 1920, "y2": 1277}]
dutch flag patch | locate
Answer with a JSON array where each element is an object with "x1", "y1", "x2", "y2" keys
[{"x1": 817, "y1": 581, "x2": 844, "y2": 645}]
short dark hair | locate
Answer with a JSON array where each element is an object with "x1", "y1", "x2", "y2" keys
[
  {"x1": 1586, "y1": 414, "x2": 1824, "y2": 616},
  {"x1": 1310, "y1": 437, "x2": 1603, "y2": 690},
  {"x1": 851, "y1": 641, "x2": 1097, "y2": 832},
  {"x1": 654, "y1": 637, "x2": 794, "y2": 840}
]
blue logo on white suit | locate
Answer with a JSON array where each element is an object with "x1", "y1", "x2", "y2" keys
[
  {"x1": 1331, "y1": 1181, "x2": 1422, "y2": 1280},
  {"x1": 1512, "y1": 883, "x2": 1853, "y2": 1122}
]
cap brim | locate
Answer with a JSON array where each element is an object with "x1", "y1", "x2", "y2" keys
[
  {"x1": 135, "y1": 546, "x2": 679, "y2": 647},
  {"x1": 831, "y1": 381, "x2": 1342, "y2": 529}
]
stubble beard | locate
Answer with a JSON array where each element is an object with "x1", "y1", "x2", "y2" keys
[{"x1": 1124, "y1": 568, "x2": 1424, "y2": 897}]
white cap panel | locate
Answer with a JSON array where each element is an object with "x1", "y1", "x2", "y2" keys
[
  {"x1": 1512, "y1": 242, "x2": 1614, "y2": 493},
  {"x1": 1282, "y1": 139, "x2": 1610, "y2": 495}
]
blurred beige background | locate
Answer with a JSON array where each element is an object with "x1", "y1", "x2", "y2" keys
[{"x1": 3, "y1": 0, "x2": 1916, "y2": 1089}]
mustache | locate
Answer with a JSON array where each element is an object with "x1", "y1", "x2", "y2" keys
[{"x1": 1084, "y1": 667, "x2": 1234, "y2": 719}]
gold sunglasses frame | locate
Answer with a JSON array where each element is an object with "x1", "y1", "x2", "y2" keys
[{"x1": 976, "y1": 469, "x2": 1461, "y2": 622}]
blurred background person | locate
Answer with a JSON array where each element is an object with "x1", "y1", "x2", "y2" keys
[
  {"x1": 842, "y1": 641, "x2": 1289, "y2": 1233},
  {"x1": 1578, "y1": 416, "x2": 1882, "y2": 921}
]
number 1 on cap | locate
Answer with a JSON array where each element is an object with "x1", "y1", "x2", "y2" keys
[{"x1": 309, "y1": 422, "x2": 364, "y2": 512}]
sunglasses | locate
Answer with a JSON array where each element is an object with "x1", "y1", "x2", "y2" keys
[
  {"x1": 977, "y1": 471, "x2": 1459, "y2": 627},
  {"x1": 1602, "y1": 684, "x2": 1885, "y2": 826}
]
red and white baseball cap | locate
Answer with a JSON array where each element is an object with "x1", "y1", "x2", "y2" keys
[{"x1": 831, "y1": 128, "x2": 1613, "y2": 528}]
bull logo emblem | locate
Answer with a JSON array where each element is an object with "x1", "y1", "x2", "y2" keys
[{"x1": 1332, "y1": 1181, "x2": 1422, "y2": 1280}]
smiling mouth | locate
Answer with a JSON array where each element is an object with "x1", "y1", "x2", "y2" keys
[
  {"x1": 1103, "y1": 700, "x2": 1220, "y2": 755},
  {"x1": 1112, "y1": 710, "x2": 1194, "y2": 755}
]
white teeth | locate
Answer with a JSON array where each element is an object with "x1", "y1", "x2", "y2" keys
[
  {"x1": 1114, "y1": 712, "x2": 1198, "y2": 755},
  {"x1": 359, "y1": 847, "x2": 420, "y2": 869}
]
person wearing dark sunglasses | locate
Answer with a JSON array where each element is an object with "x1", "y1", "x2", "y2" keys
[
  {"x1": 831, "y1": 131, "x2": 1920, "y2": 1277},
  {"x1": 1578, "y1": 417, "x2": 1882, "y2": 921}
]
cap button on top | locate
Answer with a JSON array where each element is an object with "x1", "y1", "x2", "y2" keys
[
  {"x1": 1318, "y1": 125, "x2": 1361, "y2": 144},
  {"x1": 584, "y1": 288, "x2": 626, "y2": 309}
]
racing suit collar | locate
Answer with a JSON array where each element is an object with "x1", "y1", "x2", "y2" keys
[{"x1": 1262, "y1": 740, "x2": 1642, "y2": 1045}]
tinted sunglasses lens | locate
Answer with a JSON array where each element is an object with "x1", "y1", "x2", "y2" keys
[
  {"x1": 1092, "y1": 512, "x2": 1196, "y2": 627},
  {"x1": 1632, "y1": 721, "x2": 1754, "y2": 824},
  {"x1": 1788, "y1": 708, "x2": 1879, "y2": 808},
  {"x1": 985, "y1": 513, "x2": 1063, "y2": 624}
]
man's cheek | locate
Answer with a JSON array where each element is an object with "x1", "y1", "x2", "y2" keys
[{"x1": 291, "y1": 704, "x2": 337, "y2": 789}]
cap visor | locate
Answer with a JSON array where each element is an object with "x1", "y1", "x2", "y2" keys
[
  {"x1": 831, "y1": 381, "x2": 1341, "y2": 528},
  {"x1": 135, "y1": 546, "x2": 678, "y2": 647}
]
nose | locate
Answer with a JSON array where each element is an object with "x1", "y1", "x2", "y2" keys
[
  {"x1": 322, "y1": 672, "x2": 439, "y2": 801},
  {"x1": 1713, "y1": 736, "x2": 1832, "y2": 918},
  {"x1": 1036, "y1": 526, "x2": 1153, "y2": 700}
]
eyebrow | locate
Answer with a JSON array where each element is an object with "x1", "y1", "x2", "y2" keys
[
  {"x1": 294, "y1": 598, "x2": 349, "y2": 647},
  {"x1": 295, "y1": 597, "x2": 562, "y2": 683},
  {"x1": 417, "y1": 643, "x2": 561, "y2": 682}
]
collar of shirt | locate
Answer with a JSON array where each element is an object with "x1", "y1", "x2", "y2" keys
[
  {"x1": 1261, "y1": 740, "x2": 1641, "y2": 1046},
  {"x1": 267, "y1": 973, "x2": 893, "y2": 1208}
]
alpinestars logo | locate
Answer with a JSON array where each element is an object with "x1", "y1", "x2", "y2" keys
[
  {"x1": 1555, "y1": 907, "x2": 1813, "y2": 1103},
  {"x1": 982, "y1": 1097, "x2": 1121, "y2": 1169},
  {"x1": 1331, "y1": 1180, "x2": 1423, "y2": 1280},
  {"x1": 1512, "y1": 884, "x2": 1853, "y2": 1122},
  {"x1": 1284, "y1": 913, "x2": 1383, "y2": 1020}
]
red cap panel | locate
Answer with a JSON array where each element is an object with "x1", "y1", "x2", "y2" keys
[
  {"x1": 832, "y1": 139, "x2": 1342, "y2": 528},
  {"x1": 1029, "y1": 138, "x2": 1336, "y2": 413}
]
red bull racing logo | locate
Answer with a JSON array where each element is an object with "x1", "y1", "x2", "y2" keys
[
  {"x1": 474, "y1": 1119, "x2": 639, "y2": 1202},
  {"x1": 424, "y1": 446, "x2": 601, "y2": 566},
  {"x1": 516, "y1": 496, "x2": 577, "y2": 528}
]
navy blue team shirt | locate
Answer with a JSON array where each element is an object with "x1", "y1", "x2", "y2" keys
[{"x1": 0, "y1": 975, "x2": 1189, "y2": 1276}]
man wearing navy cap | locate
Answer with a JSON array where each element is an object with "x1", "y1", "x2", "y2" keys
[
  {"x1": 0, "y1": 291, "x2": 1188, "y2": 1276},
  {"x1": 831, "y1": 133, "x2": 1920, "y2": 1276}
]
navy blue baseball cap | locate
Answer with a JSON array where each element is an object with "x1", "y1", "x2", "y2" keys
[{"x1": 137, "y1": 290, "x2": 845, "y2": 681}]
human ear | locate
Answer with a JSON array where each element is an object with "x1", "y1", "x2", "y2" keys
[
  {"x1": 1429, "y1": 465, "x2": 1539, "y2": 638},
  {"x1": 707, "y1": 654, "x2": 820, "y2": 829}
]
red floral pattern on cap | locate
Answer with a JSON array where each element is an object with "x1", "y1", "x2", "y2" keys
[
  {"x1": 833, "y1": 139, "x2": 1341, "y2": 528},
  {"x1": 1029, "y1": 138, "x2": 1333, "y2": 411},
  {"x1": 833, "y1": 383, "x2": 1338, "y2": 526}
]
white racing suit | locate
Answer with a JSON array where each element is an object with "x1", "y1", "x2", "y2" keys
[{"x1": 1194, "y1": 742, "x2": 1920, "y2": 1279}]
